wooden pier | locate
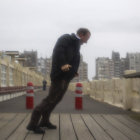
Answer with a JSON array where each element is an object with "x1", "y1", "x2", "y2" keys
[{"x1": 0, "y1": 113, "x2": 140, "y2": 140}]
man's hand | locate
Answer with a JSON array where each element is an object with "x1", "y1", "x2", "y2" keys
[{"x1": 61, "y1": 64, "x2": 72, "y2": 72}]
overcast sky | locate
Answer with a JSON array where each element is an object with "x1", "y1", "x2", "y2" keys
[{"x1": 0, "y1": 0, "x2": 140, "y2": 80}]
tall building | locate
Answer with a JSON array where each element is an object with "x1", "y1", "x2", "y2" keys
[
  {"x1": 37, "y1": 57, "x2": 47, "y2": 76},
  {"x1": 95, "y1": 51, "x2": 140, "y2": 79},
  {"x1": 120, "y1": 58, "x2": 128, "y2": 77},
  {"x1": 72, "y1": 55, "x2": 88, "y2": 82},
  {"x1": 96, "y1": 57, "x2": 111, "y2": 79},
  {"x1": 19, "y1": 50, "x2": 38, "y2": 68},
  {"x1": 108, "y1": 59, "x2": 114, "y2": 78},
  {"x1": 46, "y1": 57, "x2": 52, "y2": 80},
  {"x1": 126, "y1": 53, "x2": 140, "y2": 72},
  {"x1": 95, "y1": 52, "x2": 140, "y2": 79},
  {"x1": 112, "y1": 51, "x2": 121, "y2": 77},
  {"x1": 95, "y1": 52, "x2": 128, "y2": 79}
]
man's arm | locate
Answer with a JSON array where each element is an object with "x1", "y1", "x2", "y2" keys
[{"x1": 52, "y1": 34, "x2": 71, "y2": 71}]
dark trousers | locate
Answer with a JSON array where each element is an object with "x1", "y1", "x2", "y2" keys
[
  {"x1": 43, "y1": 85, "x2": 46, "y2": 91},
  {"x1": 28, "y1": 79, "x2": 70, "y2": 127}
]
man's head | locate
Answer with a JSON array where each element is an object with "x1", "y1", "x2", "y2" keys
[{"x1": 77, "y1": 28, "x2": 91, "y2": 44}]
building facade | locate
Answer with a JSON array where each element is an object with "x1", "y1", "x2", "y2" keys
[
  {"x1": 126, "y1": 53, "x2": 140, "y2": 72},
  {"x1": 95, "y1": 57, "x2": 111, "y2": 79},
  {"x1": 19, "y1": 50, "x2": 38, "y2": 68},
  {"x1": 0, "y1": 51, "x2": 44, "y2": 87},
  {"x1": 95, "y1": 51, "x2": 140, "y2": 79},
  {"x1": 46, "y1": 57, "x2": 52, "y2": 80},
  {"x1": 71, "y1": 55, "x2": 88, "y2": 82},
  {"x1": 37, "y1": 57, "x2": 47, "y2": 76},
  {"x1": 112, "y1": 51, "x2": 121, "y2": 77}
]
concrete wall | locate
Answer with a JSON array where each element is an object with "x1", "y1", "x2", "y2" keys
[
  {"x1": 0, "y1": 88, "x2": 41, "y2": 103},
  {"x1": 0, "y1": 57, "x2": 44, "y2": 87},
  {"x1": 69, "y1": 78, "x2": 140, "y2": 112}
]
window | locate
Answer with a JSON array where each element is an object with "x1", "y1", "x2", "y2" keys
[
  {"x1": 9, "y1": 68, "x2": 14, "y2": 86},
  {"x1": 1, "y1": 65, "x2": 7, "y2": 87}
]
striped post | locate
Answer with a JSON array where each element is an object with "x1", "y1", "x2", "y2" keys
[
  {"x1": 26, "y1": 82, "x2": 34, "y2": 109},
  {"x1": 75, "y1": 83, "x2": 83, "y2": 110}
]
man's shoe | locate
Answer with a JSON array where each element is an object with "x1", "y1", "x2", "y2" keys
[
  {"x1": 26, "y1": 125, "x2": 45, "y2": 134},
  {"x1": 38, "y1": 122, "x2": 57, "y2": 129}
]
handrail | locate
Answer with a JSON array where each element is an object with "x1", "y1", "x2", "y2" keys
[{"x1": 0, "y1": 86, "x2": 42, "y2": 95}]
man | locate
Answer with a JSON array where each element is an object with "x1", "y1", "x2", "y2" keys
[
  {"x1": 27, "y1": 28, "x2": 91, "y2": 134},
  {"x1": 42, "y1": 79, "x2": 47, "y2": 91}
]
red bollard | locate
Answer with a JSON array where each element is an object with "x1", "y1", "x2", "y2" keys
[
  {"x1": 26, "y1": 82, "x2": 34, "y2": 109},
  {"x1": 75, "y1": 83, "x2": 83, "y2": 110}
]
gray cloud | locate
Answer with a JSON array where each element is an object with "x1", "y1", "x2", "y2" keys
[{"x1": 0, "y1": 0, "x2": 140, "y2": 79}]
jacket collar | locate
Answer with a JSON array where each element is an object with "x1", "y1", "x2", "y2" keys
[{"x1": 71, "y1": 33, "x2": 80, "y2": 41}]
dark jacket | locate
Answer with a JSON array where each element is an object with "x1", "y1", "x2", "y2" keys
[{"x1": 50, "y1": 33, "x2": 81, "y2": 81}]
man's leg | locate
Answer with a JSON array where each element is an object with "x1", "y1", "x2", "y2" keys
[
  {"x1": 39, "y1": 79, "x2": 70, "y2": 127},
  {"x1": 27, "y1": 79, "x2": 69, "y2": 132},
  {"x1": 26, "y1": 80, "x2": 60, "y2": 133},
  {"x1": 26, "y1": 105, "x2": 44, "y2": 133}
]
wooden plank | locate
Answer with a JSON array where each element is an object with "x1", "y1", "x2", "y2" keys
[
  {"x1": 103, "y1": 115, "x2": 140, "y2": 140},
  {"x1": 25, "y1": 131, "x2": 43, "y2": 140},
  {"x1": 123, "y1": 115, "x2": 140, "y2": 127},
  {"x1": 43, "y1": 114, "x2": 59, "y2": 140},
  {"x1": 0, "y1": 113, "x2": 17, "y2": 129},
  {"x1": 71, "y1": 114, "x2": 94, "y2": 140},
  {"x1": 60, "y1": 114, "x2": 77, "y2": 140},
  {"x1": 112, "y1": 114, "x2": 140, "y2": 134},
  {"x1": 81, "y1": 114, "x2": 112, "y2": 140},
  {"x1": 92, "y1": 114, "x2": 128, "y2": 140},
  {"x1": 0, "y1": 113, "x2": 27, "y2": 140},
  {"x1": 0, "y1": 113, "x2": 5, "y2": 120},
  {"x1": 7, "y1": 114, "x2": 31, "y2": 140}
]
